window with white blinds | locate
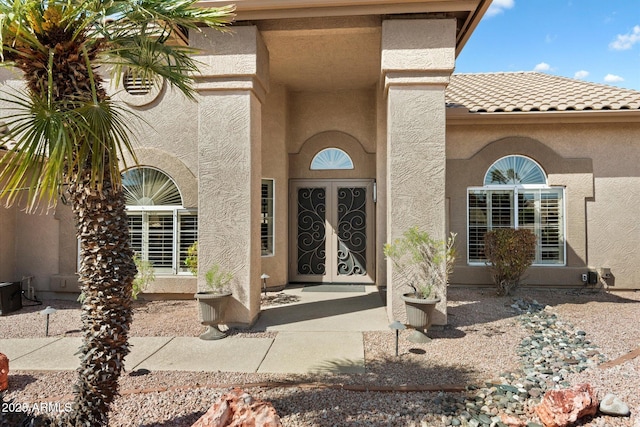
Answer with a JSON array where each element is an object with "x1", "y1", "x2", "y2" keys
[
  {"x1": 123, "y1": 167, "x2": 197, "y2": 274},
  {"x1": 261, "y1": 179, "x2": 275, "y2": 256},
  {"x1": 467, "y1": 156, "x2": 565, "y2": 265}
]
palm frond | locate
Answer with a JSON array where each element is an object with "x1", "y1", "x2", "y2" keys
[
  {"x1": 0, "y1": 87, "x2": 141, "y2": 210},
  {"x1": 96, "y1": 0, "x2": 235, "y2": 100},
  {"x1": 110, "y1": 0, "x2": 235, "y2": 31},
  {"x1": 104, "y1": 35, "x2": 202, "y2": 100},
  {"x1": 0, "y1": 0, "x2": 48, "y2": 62},
  {"x1": 0, "y1": 87, "x2": 74, "y2": 209},
  {"x1": 73, "y1": 96, "x2": 141, "y2": 189}
]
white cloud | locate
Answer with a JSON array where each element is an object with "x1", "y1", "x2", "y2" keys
[
  {"x1": 604, "y1": 74, "x2": 624, "y2": 83},
  {"x1": 486, "y1": 0, "x2": 515, "y2": 17},
  {"x1": 574, "y1": 70, "x2": 589, "y2": 79},
  {"x1": 609, "y1": 25, "x2": 640, "y2": 50},
  {"x1": 534, "y1": 62, "x2": 551, "y2": 72}
]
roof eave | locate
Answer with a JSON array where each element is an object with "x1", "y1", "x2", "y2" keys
[
  {"x1": 198, "y1": 0, "x2": 485, "y2": 17},
  {"x1": 455, "y1": 0, "x2": 491, "y2": 57},
  {"x1": 197, "y1": 0, "x2": 490, "y2": 57},
  {"x1": 446, "y1": 108, "x2": 640, "y2": 125}
]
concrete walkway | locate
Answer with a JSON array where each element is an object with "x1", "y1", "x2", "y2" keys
[{"x1": 1, "y1": 285, "x2": 390, "y2": 374}]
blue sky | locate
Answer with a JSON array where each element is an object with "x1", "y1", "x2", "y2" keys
[{"x1": 456, "y1": 0, "x2": 640, "y2": 91}]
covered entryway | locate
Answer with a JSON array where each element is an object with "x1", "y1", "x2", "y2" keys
[{"x1": 289, "y1": 179, "x2": 375, "y2": 283}]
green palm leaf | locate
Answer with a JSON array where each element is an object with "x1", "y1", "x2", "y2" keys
[{"x1": 0, "y1": 87, "x2": 141, "y2": 208}]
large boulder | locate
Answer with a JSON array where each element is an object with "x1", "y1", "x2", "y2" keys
[
  {"x1": 0, "y1": 353, "x2": 8, "y2": 391},
  {"x1": 535, "y1": 383, "x2": 598, "y2": 427},
  {"x1": 192, "y1": 388, "x2": 282, "y2": 427}
]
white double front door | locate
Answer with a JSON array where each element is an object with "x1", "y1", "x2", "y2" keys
[{"x1": 289, "y1": 179, "x2": 375, "y2": 283}]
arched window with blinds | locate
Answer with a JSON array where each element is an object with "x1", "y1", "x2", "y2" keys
[
  {"x1": 122, "y1": 167, "x2": 197, "y2": 274},
  {"x1": 468, "y1": 155, "x2": 565, "y2": 265}
]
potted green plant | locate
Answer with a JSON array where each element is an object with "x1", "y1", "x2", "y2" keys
[
  {"x1": 384, "y1": 227, "x2": 456, "y2": 343},
  {"x1": 186, "y1": 242, "x2": 234, "y2": 340}
]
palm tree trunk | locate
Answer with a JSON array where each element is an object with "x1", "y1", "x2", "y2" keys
[{"x1": 58, "y1": 166, "x2": 136, "y2": 426}]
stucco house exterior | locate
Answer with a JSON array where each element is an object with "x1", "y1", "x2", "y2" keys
[{"x1": 2, "y1": 0, "x2": 640, "y2": 327}]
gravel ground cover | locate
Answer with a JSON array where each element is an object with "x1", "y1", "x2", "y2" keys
[{"x1": 1, "y1": 287, "x2": 639, "y2": 426}]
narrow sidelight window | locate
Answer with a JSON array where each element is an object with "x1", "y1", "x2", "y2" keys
[{"x1": 261, "y1": 179, "x2": 275, "y2": 256}]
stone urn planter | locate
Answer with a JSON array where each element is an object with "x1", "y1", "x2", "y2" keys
[
  {"x1": 195, "y1": 291, "x2": 232, "y2": 340},
  {"x1": 401, "y1": 292, "x2": 441, "y2": 343}
]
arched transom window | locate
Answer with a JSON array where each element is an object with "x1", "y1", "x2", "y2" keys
[
  {"x1": 484, "y1": 155, "x2": 547, "y2": 186},
  {"x1": 123, "y1": 167, "x2": 183, "y2": 206},
  {"x1": 122, "y1": 167, "x2": 197, "y2": 274},
  {"x1": 468, "y1": 155, "x2": 565, "y2": 265},
  {"x1": 310, "y1": 148, "x2": 354, "y2": 170}
]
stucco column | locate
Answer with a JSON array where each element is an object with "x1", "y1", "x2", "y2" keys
[
  {"x1": 381, "y1": 19, "x2": 455, "y2": 325},
  {"x1": 192, "y1": 27, "x2": 269, "y2": 327}
]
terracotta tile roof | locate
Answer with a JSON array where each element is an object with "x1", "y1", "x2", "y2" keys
[{"x1": 446, "y1": 72, "x2": 640, "y2": 113}]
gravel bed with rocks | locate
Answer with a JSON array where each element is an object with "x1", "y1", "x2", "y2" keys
[{"x1": 1, "y1": 287, "x2": 639, "y2": 426}]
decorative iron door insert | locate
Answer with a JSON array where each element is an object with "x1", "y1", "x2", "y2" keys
[
  {"x1": 337, "y1": 186, "x2": 367, "y2": 277},
  {"x1": 296, "y1": 187, "x2": 326, "y2": 276},
  {"x1": 290, "y1": 180, "x2": 374, "y2": 283}
]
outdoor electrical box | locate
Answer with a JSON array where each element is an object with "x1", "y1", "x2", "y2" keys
[
  {"x1": 0, "y1": 281, "x2": 22, "y2": 315},
  {"x1": 588, "y1": 271, "x2": 599, "y2": 285}
]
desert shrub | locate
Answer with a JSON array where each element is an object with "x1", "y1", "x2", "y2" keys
[
  {"x1": 484, "y1": 228, "x2": 536, "y2": 296},
  {"x1": 204, "y1": 263, "x2": 233, "y2": 293},
  {"x1": 132, "y1": 254, "x2": 155, "y2": 300},
  {"x1": 384, "y1": 227, "x2": 456, "y2": 299},
  {"x1": 184, "y1": 241, "x2": 198, "y2": 276}
]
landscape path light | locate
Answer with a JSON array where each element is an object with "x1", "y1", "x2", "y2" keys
[
  {"x1": 41, "y1": 306, "x2": 57, "y2": 337},
  {"x1": 260, "y1": 273, "x2": 270, "y2": 296},
  {"x1": 389, "y1": 321, "x2": 406, "y2": 357}
]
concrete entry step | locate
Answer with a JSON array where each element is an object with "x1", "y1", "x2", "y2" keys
[{"x1": 254, "y1": 285, "x2": 389, "y2": 332}]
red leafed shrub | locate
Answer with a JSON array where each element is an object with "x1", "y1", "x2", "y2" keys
[{"x1": 484, "y1": 228, "x2": 536, "y2": 296}]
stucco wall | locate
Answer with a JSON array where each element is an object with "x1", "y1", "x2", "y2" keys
[
  {"x1": 0, "y1": 151, "x2": 69, "y2": 294},
  {"x1": 261, "y1": 84, "x2": 289, "y2": 289},
  {"x1": 111, "y1": 75, "x2": 201, "y2": 296},
  {"x1": 193, "y1": 26, "x2": 267, "y2": 326},
  {"x1": 288, "y1": 89, "x2": 377, "y2": 155},
  {"x1": 382, "y1": 18, "x2": 455, "y2": 325},
  {"x1": 15, "y1": 208, "x2": 60, "y2": 292},
  {"x1": 446, "y1": 119, "x2": 640, "y2": 290},
  {"x1": 113, "y1": 79, "x2": 200, "y2": 177}
]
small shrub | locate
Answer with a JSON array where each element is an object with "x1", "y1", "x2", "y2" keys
[
  {"x1": 132, "y1": 254, "x2": 155, "y2": 300},
  {"x1": 184, "y1": 241, "x2": 198, "y2": 276},
  {"x1": 484, "y1": 228, "x2": 536, "y2": 296},
  {"x1": 384, "y1": 227, "x2": 456, "y2": 299},
  {"x1": 204, "y1": 264, "x2": 233, "y2": 293},
  {"x1": 184, "y1": 242, "x2": 233, "y2": 293}
]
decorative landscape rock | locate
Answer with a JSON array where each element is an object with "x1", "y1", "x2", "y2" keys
[
  {"x1": 500, "y1": 413, "x2": 526, "y2": 426},
  {"x1": 437, "y1": 299, "x2": 609, "y2": 427},
  {"x1": 599, "y1": 393, "x2": 630, "y2": 417},
  {"x1": 534, "y1": 383, "x2": 598, "y2": 427},
  {"x1": 0, "y1": 352, "x2": 8, "y2": 391},
  {"x1": 191, "y1": 388, "x2": 282, "y2": 427}
]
